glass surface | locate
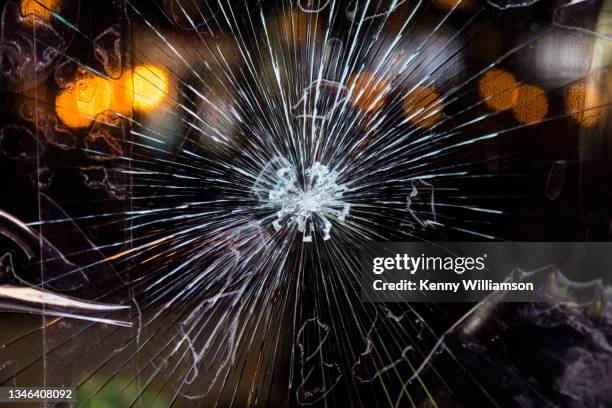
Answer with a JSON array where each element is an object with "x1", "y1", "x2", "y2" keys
[{"x1": 1, "y1": 0, "x2": 612, "y2": 406}]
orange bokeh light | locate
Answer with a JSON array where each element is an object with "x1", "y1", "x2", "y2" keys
[
  {"x1": 479, "y1": 68, "x2": 519, "y2": 111},
  {"x1": 348, "y1": 72, "x2": 390, "y2": 113},
  {"x1": 512, "y1": 85, "x2": 548, "y2": 125},
  {"x1": 55, "y1": 71, "x2": 132, "y2": 128},
  {"x1": 20, "y1": 0, "x2": 60, "y2": 25},
  {"x1": 403, "y1": 86, "x2": 444, "y2": 128},
  {"x1": 278, "y1": 11, "x2": 322, "y2": 46},
  {"x1": 567, "y1": 83, "x2": 606, "y2": 128},
  {"x1": 55, "y1": 64, "x2": 169, "y2": 128},
  {"x1": 129, "y1": 65, "x2": 169, "y2": 111}
]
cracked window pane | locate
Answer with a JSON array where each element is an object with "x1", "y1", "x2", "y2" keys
[{"x1": 1, "y1": 0, "x2": 612, "y2": 407}]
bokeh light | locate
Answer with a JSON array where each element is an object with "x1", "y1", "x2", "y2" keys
[
  {"x1": 348, "y1": 72, "x2": 390, "y2": 113},
  {"x1": 277, "y1": 11, "x2": 322, "y2": 46},
  {"x1": 479, "y1": 68, "x2": 519, "y2": 111},
  {"x1": 512, "y1": 84, "x2": 548, "y2": 125},
  {"x1": 55, "y1": 65, "x2": 170, "y2": 128},
  {"x1": 567, "y1": 83, "x2": 606, "y2": 128},
  {"x1": 55, "y1": 71, "x2": 132, "y2": 128},
  {"x1": 130, "y1": 65, "x2": 169, "y2": 111},
  {"x1": 55, "y1": 73, "x2": 113, "y2": 128},
  {"x1": 20, "y1": 0, "x2": 61, "y2": 25},
  {"x1": 403, "y1": 86, "x2": 444, "y2": 128}
]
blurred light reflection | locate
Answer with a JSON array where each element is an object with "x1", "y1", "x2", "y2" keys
[{"x1": 20, "y1": 0, "x2": 61, "y2": 25}]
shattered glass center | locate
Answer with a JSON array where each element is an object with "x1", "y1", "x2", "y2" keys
[{"x1": 264, "y1": 162, "x2": 350, "y2": 242}]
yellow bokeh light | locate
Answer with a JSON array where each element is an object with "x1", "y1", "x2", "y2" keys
[
  {"x1": 55, "y1": 71, "x2": 132, "y2": 128},
  {"x1": 20, "y1": 0, "x2": 60, "y2": 25},
  {"x1": 55, "y1": 74, "x2": 112, "y2": 128},
  {"x1": 129, "y1": 65, "x2": 169, "y2": 111},
  {"x1": 479, "y1": 68, "x2": 519, "y2": 111},
  {"x1": 512, "y1": 85, "x2": 548, "y2": 125},
  {"x1": 567, "y1": 83, "x2": 606, "y2": 128},
  {"x1": 55, "y1": 64, "x2": 169, "y2": 127},
  {"x1": 55, "y1": 91, "x2": 93, "y2": 128},
  {"x1": 403, "y1": 86, "x2": 444, "y2": 128},
  {"x1": 348, "y1": 72, "x2": 390, "y2": 113}
]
